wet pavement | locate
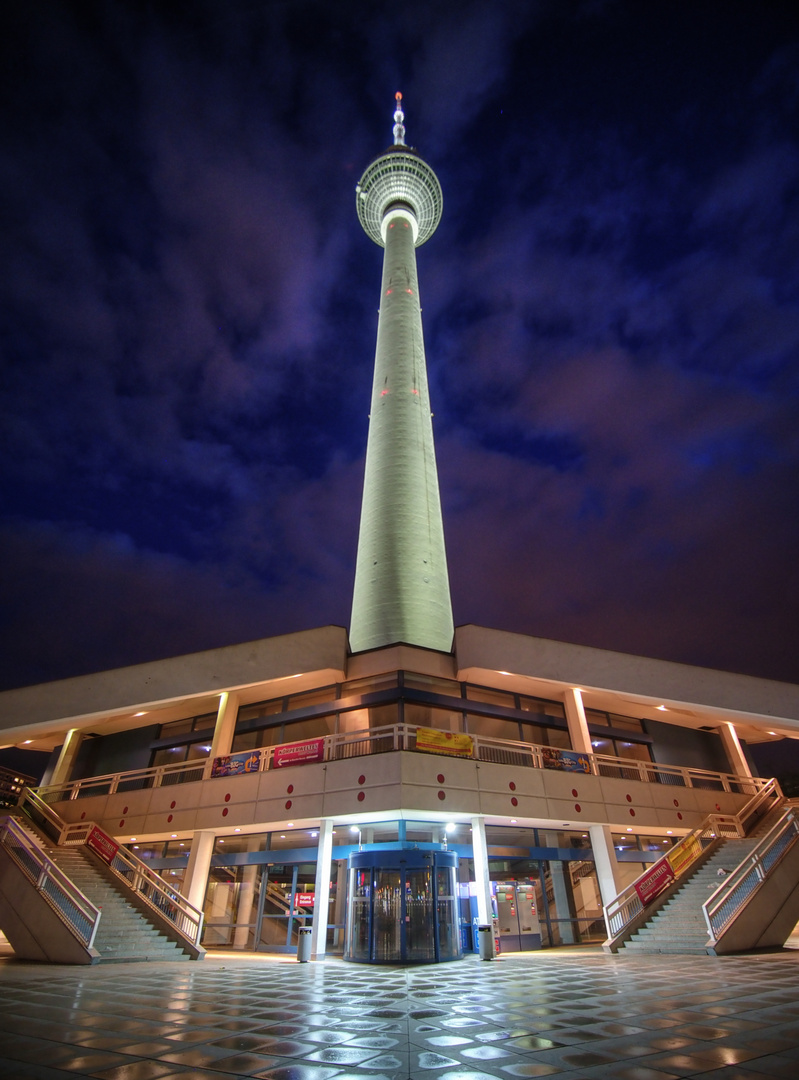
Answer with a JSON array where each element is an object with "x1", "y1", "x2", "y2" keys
[{"x1": 1, "y1": 946, "x2": 799, "y2": 1079}]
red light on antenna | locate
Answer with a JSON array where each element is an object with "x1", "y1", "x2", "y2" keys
[{"x1": 395, "y1": 92, "x2": 402, "y2": 101}]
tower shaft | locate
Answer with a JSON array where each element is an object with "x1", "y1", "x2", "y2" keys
[{"x1": 350, "y1": 208, "x2": 453, "y2": 653}]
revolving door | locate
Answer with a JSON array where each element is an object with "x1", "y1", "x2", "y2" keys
[{"x1": 344, "y1": 849, "x2": 462, "y2": 963}]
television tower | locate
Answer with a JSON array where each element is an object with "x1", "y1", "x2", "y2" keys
[{"x1": 349, "y1": 94, "x2": 454, "y2": 654}]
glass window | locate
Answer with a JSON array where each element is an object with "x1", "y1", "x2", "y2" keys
[
  {"x1": 405, "y1": 704, "x2": 462, "y2": 732},
  {"x1": 160, "y1": 717, "x2": 196, "y2": 737},
  {"x1": 465, "y1": 685, "x2": 515, "y2": 708},
  {"x1": 152, "y1": 746, "x2": 189, "y2": 767},
  {"x1": 521, "y1": 722, "x2": 571, "y2": 749},
  {"x1": 519, "y1": 696, "x2": 565, "y2": 720},
  {"x1": 213, "y1": 834, "x2": 266, "y2": 855},
  {"x1": 590, "y1": 737, "x2": 614, "y2": 756},
  {"x1": 230, "y1": 730, "x2": 261, "y2": 753},
  {"x1": 237, "y1": 699, "x2": 284, "y2": 724},
  {"x1": 341, "y1": 674, "x2": 400, "y2": 697},
  {"x1": 616, "y1": 741, "x2": 652, "y2": 763},
  {"x1": 608, "y1": 713, "x2": 644, "y2": 732},
  {"x1": 585, "y1": 709, "x2": 610, "y2": 728},
  {"x1": 186, "y1": 742, "x2": 212, "y2": 762},
  {"x1": 403, "y1": 673, "x2": 462, "y2": 697},
  {"x1": 281, "y1": 715, "x2": 336, "y2": 742},
  {"x1": 466, "y1": 714, "x2": 521, "y2": 741},
  {"x1": 285, "y1": 686, "x2": 337, "y2": 711}
]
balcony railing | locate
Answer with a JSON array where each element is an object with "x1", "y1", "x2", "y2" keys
[{"x1": 35, "y1": 722, "x2": 769, "y2": 805}]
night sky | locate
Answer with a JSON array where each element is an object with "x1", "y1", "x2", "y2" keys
[{"x1": 2, "y1": 1, "x2": 798, "y2": 693}]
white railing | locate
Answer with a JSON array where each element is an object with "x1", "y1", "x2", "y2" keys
[
  {"x1": 603, "y1": 777, "x2": 783, "y2": 947},
  {"x1": 19, "y1": 789, "x2": 204, "y2": 949},
  {"x1": 0, "y1": 815, "x2": 101, "y2": 950},
  {"x1": 36, "y1": 722, "x2": 769, "y2": 805},
  {"x1": 704, "y1": 805, "x2": 799, "y2": 943}
]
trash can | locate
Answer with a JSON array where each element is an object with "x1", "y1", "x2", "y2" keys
[
  {"x1": 477, "y1": 924, "x2": 494, "y2": 961},
  {"x1": 297, "y1": 926, "x2": 312, "y2": 962}
]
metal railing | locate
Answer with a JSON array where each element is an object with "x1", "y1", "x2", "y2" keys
[
  {"x1": 0, "y1": 815, "x2": 101, "y2": 950},
  {"x1": 36, "y1": 722, "x2": 769, "y2": 804},
  {"x1": 18, "y1": 789, "x2": 204, "y2": 948},
  {"x1": 704, "y1": 804, "x2": 799, "y2": 942},
  {"x1": 603, "y1": 777, "x2": 783, "y2": 945}
]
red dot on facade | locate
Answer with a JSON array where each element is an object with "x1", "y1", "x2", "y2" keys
[
  {"x1": 575, "y1": 804, "x2": 582, "y2": 813},
  {"x1": 80, "y1": 812, "x2": 86, "y2": 820},
  {"x1": 170, "y1": 801, "x2": 176, "y2": 809},
  {"x1": 571, "y1": 789, "x2": 578, "y2": 798},
  {"x1": 626, "y1": 794, "x2": 632, "y2": 802},
  {"x1": 677, "y1": 812, "x2": 683, "y2": 820},
  {"x1": 224, "y1": 793, "x2": 231, "y2": 803},
  {"x1": 357, "y1": 791, "x2": 365, "y2": 802},
  {"x1": 167, "y1": 814, "x2": 173, "y2": 823},
  {"x1": 509, "y1": 782, "x2": 516, "y2": 791},
  {"x1": 285, "y1": 800, "x2": 292, "y2": 810},
  {"x1": 438, "y1": 791, "x2": 446, "y2": 800},
  {"x1": 123, "y1": 806, "x2": 129, "y2": 814},
  {"x1": 630, "y1": 809, "x2": 636, "y2": 816},
  {"x1": 287, "y1": 785, "x2": 294, "y2": 794},
  {"x1": 119, "y1": 820, "x2": 125, "y2": 827},
  {"x1": 716, "y1": 804, "x2": 721, "y2": 812},
  {"x1": 222, "y1": 808, "x2": 228, "y2": 816},
  {"x1": 358, "y1": 775, "x2": 366, "y2": 785},
  {"x1": 437, "y1": 774, "x2": 445, "y2": 784},
  {"x1": 511, "y1": 797, "x2": 518, "y2": 807},
  {"x1": 673, "y1": 799, "x2": 680, "y2": 807}
]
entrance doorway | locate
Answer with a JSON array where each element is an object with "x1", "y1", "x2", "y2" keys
[{"x1": 493, "y1": 879, "x2": 542, "y2": 951}]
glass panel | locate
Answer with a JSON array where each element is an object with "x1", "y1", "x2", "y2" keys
[
  {"x1": 286, "y1": 686, "x2": 337, "y2": 710},
  {"x1": 405, "y1": 704, "x2": 462, "y2": 732},
  {"x1": 521, "y1": 722, "x2": 571, "y2": 749},
  {"x1": 467, "y1": 714, "x2": 521, "y2": 741},
  {"x1": 346, "y1": 868, "x2": 372, "y2": 961},
  {"x1": 186, "y1": 742, "x2": 212, "y2": 761},
  {"x1": 151, "y1": 746, "x2": 187, "y2": 767},
  {"x1": 405, "y1": 868, "x2": 434, "y2": 961},
  {"x1": 616, "y1": 741, "x2": 652, "y2": 763},
  {"x1": 230, "y1": 730, "x2": 261, "y2": 753},
  {"x1": 212, "y1": 834, "x2": 266, "y2": 855},
  {"x1": 585, "y1": 709, "x2": 610, "y2": 728},
  {"x1": 590, "y1": 737, "x2": 614, "y2": 756},
  {"x1": 236, "y1": 700, "x2": 284, "y2": 725},
  {"x1": 403, "y1": 673, "x2": 462, "y2": 697},
  {"x1": 281, "y1": 715, "x2": 336, "y2": 742},
  {"x1": 465, "y1": 685, "x2": 515, "y2": 708},
  {"x1": 341, "y1": 674, "x2": 400, "y2": 697},
  {"x1": 519, "y1": 696, "x2": 565, "y2": 720},
  {"x1": 436, "y1": 866, "x2": 459, "y2": 960},
  {"x1": 160, "y1": 718, "x2": 195, "y2": 737},
  {"x1": 372, "y1": 870, "x2": 401, "y2": 961},
  {"x1": 608, "y1": 713, "x2": 644, "y2": 732}
]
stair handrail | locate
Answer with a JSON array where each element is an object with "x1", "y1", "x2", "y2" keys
[
  {"x1": 703, "y1": 805, "x2": 799, "y2": 943},
  {"x1": 0, "y1": 815, "x2": 101, "y2": 950},
  {"x1": 603, "y1": 777, "x2": 783, "y2": 946},
  {"x1": 18, "y1": 789, "x2": 204, "y2": 948}
]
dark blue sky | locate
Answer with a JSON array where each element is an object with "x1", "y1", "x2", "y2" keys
[{"x1": 1, "y1": 0, "x2": 798, "y2": 691}]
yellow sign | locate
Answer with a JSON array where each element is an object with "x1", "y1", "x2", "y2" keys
[
  {"x1": 667, "y1": 833, "x2": 702, "y2": 877},
  {"x1": 415, "y1": 728, "x2": 474, "y2": 758}
]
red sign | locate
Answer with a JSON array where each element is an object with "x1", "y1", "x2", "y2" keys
[
  {"x1": 634, "y1": 856, "x2": 676, "y2": 906},
  {"x1": 86, "y1": 825, "x2": 119, "y2": 865},
  {"x1": 295, "y1": 893, "x2": 315, "y2": 907},
  {"x1": 273, "y1": 737, "x2": 325, "y2": 768}
]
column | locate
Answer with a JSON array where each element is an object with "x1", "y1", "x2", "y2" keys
[
  {"x1": 470, "y1": 815, "x2": 493, "y2": 931},
  {"x1": 310, "y1": 819, "x2": 334, "y2": 960},
  {"x1": 563, "y1": 688, "x2": 592, "y2": 755},
  {"x1": 49, "y1": 729, "x2": 83, "y2": 787},
  {"x1": 232, "y1": 836, "x2": 262, "y2": 949},
  {"x1": 210, "y1": 691, "x2": 240, "y2": 762},
  {"x1": 718, "y1": 723, "x2": 752, "y2": 779},
  {"x1": 589, "y1": 824, "x2": 623, "y2": 907},
  {"x1": 184, "y1": 830, "x2": 216, "y2": 912}
]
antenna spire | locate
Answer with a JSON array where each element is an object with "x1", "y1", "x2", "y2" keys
[{"x1": 392, "y1": 91, "x2": 406, "y2": 146}]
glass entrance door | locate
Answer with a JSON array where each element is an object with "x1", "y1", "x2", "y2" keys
[{"x1": 494, "y1": 880, "x2": 542, "y2": 951}]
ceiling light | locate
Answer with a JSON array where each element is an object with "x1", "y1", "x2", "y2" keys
[
  {"x1": 234, "y1": 828, "x2": 241, "y2": 832},
  {"x1": 287, "y1": 822, "x2": 294, "y2": 827},
  {"x1": 657, "y1": 706, "x2": 667, "y2": 711}
]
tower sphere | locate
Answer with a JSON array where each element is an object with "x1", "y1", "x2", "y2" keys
[{"x1": 356, "y1": 147, "x2": 443, "y2": 247}]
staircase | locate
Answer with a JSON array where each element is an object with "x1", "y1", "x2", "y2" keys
[
  {"x1": 45, "y1": 845, "x2": 193, "y2": 962},
  {"x1": 620, "y1": 810, "x2": 783, "y2": 955},
  {"x1": 5, "y1": 814, "x2": 194, "y2": 963}
]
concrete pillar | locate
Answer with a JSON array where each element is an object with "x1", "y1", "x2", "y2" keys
[
  {"x1": 210, "y1": 691, "x2": 240, "y2": 762},
  {"x1": 589, "y1": 824, "x2": 623, "y2": 907},
  {"x1": 563, "y1": 688, "x2": 592, "y2": 755},
  {"x1": 310, "y1": 819, "x2": 334, "y2": 960},
  {"x1": 50, "y1": 729, "x2": 83, "y2": 787},
  {"x1": 470, "y1": 815, "x2": 493, "y2": 928},
  {"x1": 718, "y1": 723, "x2": 752, "y2": 778},
  {"x1": 184, "y1": 830, "x2": 216, "y2": 912}
]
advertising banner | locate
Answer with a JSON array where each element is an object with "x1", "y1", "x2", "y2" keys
[
  {"x1": 667, "y1": 833, "x2": 703, "y2": 877},
  {"x1": 541, "y1": 747, "x2": 592, "y2": 774},
  {"x1": 211, "y1": 750, "x2": 262, "y2": 778},
  {"x1": 273, "y1": 737, "x2": 325, "y2": 768},
  {"x1": 634, "y1": 856, "x2": 676, "y2": 905},
  {"x1": 86, "y1": 825, "x2": 119, "y2": 865},
  {"x1": 415, "y1": 728, "x2": 474, "y2": 758}
]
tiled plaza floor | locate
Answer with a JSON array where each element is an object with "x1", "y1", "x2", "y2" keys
[{"x1": 1, "y1": 946, "x2": 799, "y2": 1080}]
